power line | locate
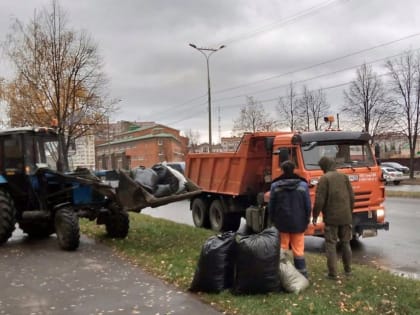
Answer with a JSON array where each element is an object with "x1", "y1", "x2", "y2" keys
[
  {"x1": 214, "y1": 0, "x2": 348, "y2": 47},
  {"x1": 211, "y1": 47, "x2": 420, "y2": 104},
  {"x1": 161, "y1": 48, "x2": 419, "y2": 125},
  {"x1": 217, "y1": 70, "x2": 391, "y2": 111},
  {"x1": 212, "y1": 32, "x2": 420, "y2": 97},
  {"x1": 150, "y1": 0, "x2": 350, "y2": 120},
  {"x1": 154, "y1": 32, "x2": 420, "y2": 124}
]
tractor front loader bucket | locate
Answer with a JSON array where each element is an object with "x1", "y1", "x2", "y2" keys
[{"x1": 116, "y1": 170, "x2": 202, "y2": 212}]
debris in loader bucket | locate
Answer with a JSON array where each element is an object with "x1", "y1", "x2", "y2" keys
[{"x1": 116, "y1": 170, "x2": 202, "y2": 212}]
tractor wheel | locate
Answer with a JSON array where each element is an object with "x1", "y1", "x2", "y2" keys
[
  {"x1": 0, "y1": 189, "x2": 16, "y2": 245},
  {"x1": 54, "y1": 207, "x2": 80, "y2": 251},
  {"x1": 209, "y1": 199, "x2": 229, "y2": 232},
  {"x1": 105, "y1": 204, "x2": 129, "y2": 238},
  {"x1": 19, "y1": 221, "x2": 55, "y2": 238},
  {"x1": 191, "y1": 198, "x2": 210, "y2": 229}
]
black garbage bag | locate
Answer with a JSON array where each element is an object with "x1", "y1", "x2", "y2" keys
[
  {"x1": 189, "y1": 231, "x2": 236, "y2": 293},
  {"x1": 153, "y1": 184, "x2": 173, "y2": 197},
  {"x1": 232, "y1": 227, "x2": 280, "y2": 294},
  {"x1": 132, "y1": 167, "x2": 158, "y2": 193},
  {"x1": 152, "y1": 164, "x2": 179, "y2": 194}
]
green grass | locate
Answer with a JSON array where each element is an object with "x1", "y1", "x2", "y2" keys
[{"x1": 81, "y1": 214, "x2": 420, "y2": 315}]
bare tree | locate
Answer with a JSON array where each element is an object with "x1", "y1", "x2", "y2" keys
[
  {"x1": 0, "y1": 78, "x2": 8, "y2": 128},
  {"x1": 184, "y1": 128, "x2": 201, "y2": 152},
  {"x1": 299, "y1": 86, "x2": 330, "y2": 131},
  {"x1": 277, "y1": 82, "x2": 301, "y2": 131},
  {"x1": 232, "y1": 96, "x2": 277, "y2": 136},
  {"x1": 0, "y1": 78, "x2": 3, "y2": 98},
  {"x1": 342, "y1": 64, "x2": 395, "y2": 140},
  {"x1": 1, "y1": 0, "x2": 117, "y2": 171},
  {"x1": 386, "y1": 51, "x2": 420, "y2": 178}
]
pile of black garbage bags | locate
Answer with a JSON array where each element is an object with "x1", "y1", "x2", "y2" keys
[
  {"x1": 131, "y1": 163, "x2": 187, "y2": 198},
  {"x1": 189, "y1": 227, "x2": 309, "y2": 295}
]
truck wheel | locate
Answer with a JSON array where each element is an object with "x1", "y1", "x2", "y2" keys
[
  {"x1": 393, "y1": 181, "x2": 400, "y2": 185},
  {"x1": 19, "y1": 221, "x2": 55, "y2": 238},
  {"x1": 209, "y1": 200, "x2": 229, "y2": 232},
  {"x1": 105, "y1": 204, "x2": 129, "y2": 238},
  {"x1": 54, "y1": 207, "x2": 80, "y2": 251},
  {"x1": 191, "y1": 198, "x2": 210, "y2": 229},
  {"x1": 0, "y1": 190, "x2": 16, "y2": 245}
]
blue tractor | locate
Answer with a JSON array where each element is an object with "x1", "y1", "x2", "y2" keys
[{"x1": 0, "y1": 127, "x2": 129, "y2": 250}]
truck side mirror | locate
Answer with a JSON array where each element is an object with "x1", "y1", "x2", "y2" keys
[
  {"x1": 265, "y1": 137, "x2": 274, "y2": 153},
  {"x1": 273, "y1": 147, "x2": 290, "y2": 165}
]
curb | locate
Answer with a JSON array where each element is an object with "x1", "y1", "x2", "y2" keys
[{"x1": 385, "y1": 191, "x2": 420, "y2": 198}]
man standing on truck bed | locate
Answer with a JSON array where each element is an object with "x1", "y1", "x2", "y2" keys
[
  {"x1": 269, "y1": 160, "x2": 311, "y2": 278},
  {"x1": 312, "y1": 156, "x2": 354, "y2": 280}
]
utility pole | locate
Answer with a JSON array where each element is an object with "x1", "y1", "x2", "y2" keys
[
  {"x1": 107, "y1": 116, "x2": 111, "y2": 170},
  {"x1": 189, "y1": 43, "x2": 225, "y2": 152},
  {"x1": 218, "y1": 105, "x2": 221, "y2": 144}
]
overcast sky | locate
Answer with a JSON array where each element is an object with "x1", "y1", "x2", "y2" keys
[{"x1": 1, "y1": 0, "x2": 420, "y2": 142}]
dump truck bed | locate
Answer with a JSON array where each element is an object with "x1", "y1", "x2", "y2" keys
[{"x1": 186, "y1": 133, "x2": 276, "y2": 196}]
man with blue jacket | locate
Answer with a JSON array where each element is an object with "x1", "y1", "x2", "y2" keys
[{"x1": 269, "y1": 160, "x2": 311, "y2": 277}]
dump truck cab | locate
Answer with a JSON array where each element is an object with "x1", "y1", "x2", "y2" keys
[
  {"x1": 186, "y1": 129, "x2": 389, "y2": 239},
  {"x1": 270, "y1": 130, "x2": 388, "y2": 238}
]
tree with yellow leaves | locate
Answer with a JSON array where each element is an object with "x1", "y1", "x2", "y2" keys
[{"x1": 1, "y1": 0, "x2": 118, "y2": 171}]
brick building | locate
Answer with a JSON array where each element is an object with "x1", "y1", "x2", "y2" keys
[
  {"x1": 95, "y1": 122, "x2": 188, "y2": 170},
  {"x1": 221, "y1": 136, "x2": 242, "y2": 152}
]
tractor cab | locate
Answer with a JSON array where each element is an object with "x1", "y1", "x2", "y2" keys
[
  {"x1": 0, "y1": 127, "x2": 60, "y2": 212},
  {"x1": 1, "y1": 126, "x2": 59, "y2": 174}
]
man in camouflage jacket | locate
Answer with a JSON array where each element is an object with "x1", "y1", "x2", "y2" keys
[{"x1": 312, "y1": 156, "x2": 354, "y2": 279}]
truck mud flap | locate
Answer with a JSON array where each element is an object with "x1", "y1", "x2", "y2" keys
[{"x1": 116, "y1": 171, "x2": 202, "y2": 212}]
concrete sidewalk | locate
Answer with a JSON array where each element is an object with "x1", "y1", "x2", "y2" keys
[{"x1": 0, "y1": 231, "x2": 222, "y2": 315}]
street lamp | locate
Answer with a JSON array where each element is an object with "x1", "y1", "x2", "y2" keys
[{"x1": 189, "y1": 43, "x2": 225, "y2": 152}]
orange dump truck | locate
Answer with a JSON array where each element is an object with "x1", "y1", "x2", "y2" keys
[{"x1": 185, "y1": 130, "x2": 389, "y2": 238}]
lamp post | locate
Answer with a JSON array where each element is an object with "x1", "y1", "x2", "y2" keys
[{"x1": 189, "y1": 43, "x2": 225, "y2": 152}]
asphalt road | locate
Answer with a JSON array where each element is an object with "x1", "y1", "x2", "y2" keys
[
  {"x1": 303, "y1": 196, "x2": 420, "y2": 280},
  {"x1": 0, "y1": 231, "x2": 222, "y2": 315},
  {"x1": 356, "y1": 197, "x2": 420, "y2": 279},
  {"x1": 143, "y1": 195, "x2": 420, "y2": 280}
]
